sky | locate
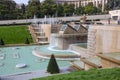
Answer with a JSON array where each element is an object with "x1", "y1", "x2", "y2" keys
[
  {"x1": 14, "y1": 0, "x2": 43, "y2": 4},
  {"x1": 14, "y1": 0, "x2": 29, "y2": 4}
]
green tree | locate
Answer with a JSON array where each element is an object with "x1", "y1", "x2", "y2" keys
[
  {"x1": 57, "y1": 4, "x2": 64, "y2": 17},
  {"x1": 63, "y1": 3, "x2": 75, "y2": 16},
  {"x1": 47, "y1": 54, "x2": 60, "y2": 74},
  {"x1": 25, "y1": 38, "x2": 30, "y2": 44},
  {"x1": 17, "y1": 4, "x2": 26, "y2": 19},
  {"x1": 0, "y1": 0, "x2": 17, "y2": 20},
  {"x1": 84, "y1": 3, "x2": 98, "y2": 15},
  {"x1": 41, "y1": 0, "x2": 57, "y2": 17},
  {"x1": 26, "y1": 0, "x2": 41, "y2": 18},
  {"x1": 21, "y1": 4, "x2": 26, "y2": 14},
  {"x1": 75, "y1": 6, "x2": 84, "y2": 15},
  {"x1": 0, "y1": 38, "x2": 4, "y2": 45}
]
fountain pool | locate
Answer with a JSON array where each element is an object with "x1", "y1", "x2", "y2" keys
[
  {"x1": 32, "y1": 45, "x2": 81, "y2": 60},
  {"x1": 0, "y1": 45, "x2": 72, "y2": 76}
]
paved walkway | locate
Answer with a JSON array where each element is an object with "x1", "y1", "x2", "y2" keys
[
  {"x1": 0, "y1": 14, "x2": 110, "y2": 25},
  {"x1": 0, "y1": 66, "x2": 75, "y2": 80}
]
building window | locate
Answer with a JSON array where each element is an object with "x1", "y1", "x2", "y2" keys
[{"x1": 112, "y1": 16, "x2": 118, "y2": 20}]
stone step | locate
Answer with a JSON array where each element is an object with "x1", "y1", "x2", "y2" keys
[
  {"x1": 96, "y1": 53, "x2": 120, "y2": 68},
  {"x1": 80, "y1": 56, "x2": 102, "y2": 70},
  {"x1": 70, "y1": 61, "x2": 84, "y2": 70}
]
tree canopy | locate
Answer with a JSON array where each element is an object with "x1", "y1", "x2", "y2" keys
[
  {"x1": 0, "y1": 0, "x2": 17, "y2": 20},
  {"x1": 26, "y1": 0, "x2": 41, "y2": 18},
  {"x1": 107, "y1": 0, "x2": 120, "y2": 10},
  {"x1": 84, "y1": 2, "x2": 101, "y2": 15},
  {"x1": 41, "y1": 0, "x2": 57, "y2": 17},
  {"x1": 0, "y1": 0, "x2": 119, "y2": 20}
]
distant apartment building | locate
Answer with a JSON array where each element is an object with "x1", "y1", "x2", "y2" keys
[
  {"x1": 54, "y1": 0, "x2": 107, "y2": 11},
  {"x1": 54, "y1": 0, "x2": 80, "y2": 9},
  {"x1": 109, "y1": 10, "x2": 120, "y2": 20},
  {"x1": 81, "y1": 0, "x2": 107, "y2": 12},
  {"x1": 81, "y1": 0, "x2": 107, "y2": 7}
]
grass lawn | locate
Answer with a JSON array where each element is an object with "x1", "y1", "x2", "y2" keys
[
  {"x1": 32, "y1": 68, "x2": 120, "y2": 80},
  {"x1": 0, "y1": 25, "x2": 33, "y2": 44}
]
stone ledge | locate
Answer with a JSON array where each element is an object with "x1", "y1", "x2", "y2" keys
[
  {"x1": 96, "y1": 53, "x2": 120, "y2": 65},
  {"x1": 80, "y1": 58, "x2": 102, "y2": 68}
]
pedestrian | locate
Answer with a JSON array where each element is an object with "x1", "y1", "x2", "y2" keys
[{"x1": 118, "y1": 19, "x2": 120, "y2": 25}]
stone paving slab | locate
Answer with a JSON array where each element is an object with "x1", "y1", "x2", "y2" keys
[{"x1": 0, "y1": 66, "x2": 74, "y2": 80}]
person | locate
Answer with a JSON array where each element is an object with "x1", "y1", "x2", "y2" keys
[
  {"x1": 118, "y1": 19, "x2": 120, "y2": 25},
  {"x1": 108, "y1": 18, "x2": 111, "y2": 24}
]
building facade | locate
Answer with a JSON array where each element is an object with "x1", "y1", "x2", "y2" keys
[
  {"x1": 81, "y1": 0, "x2": 107, "y2": 7},
  {"x1": 54, "y1": 0, "x2": 80, "y2": 9},
  {"x1": 109, "y1": 10, "x2": 120, "y2": 20},
  {"x1": 54, "y1": 0, "x2": 107, "y2": 12}
]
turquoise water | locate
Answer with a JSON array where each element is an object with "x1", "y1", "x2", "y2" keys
[
  {"x1": 35, "y1": 45, "x2": 75, "y2": 55},
  {"x1": 76, "y1": 43, "x2": 87, "y2": 48},
  {"x1": 0, "y1": 45, "x2": 70, "y2": 76}
]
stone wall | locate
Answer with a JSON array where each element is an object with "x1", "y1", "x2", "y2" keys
[
  {"x1": 41, "y1": 24, "x2": 51, "y2": 43},
  {"x1": 50, "y1": 34, "x2": 87, "y2": 50},
  {"x1": 87, "y1": 28, "x2": 97, "y2": 56},
  {"x1": 87, "y1": 25, "x2": 120, "y2": 55},
  {"x1": 29, "y1": 24, "x2": 51, "y2": 44}
]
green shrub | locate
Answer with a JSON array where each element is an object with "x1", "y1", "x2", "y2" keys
[
  {"x1": 47, "y1": 54, "x2": 60, "y2": 74},
  {"x1": 25, "y1": 37, "x2": 30, "y2": 44},
  {"x1": 0, "y1": 38, "x2": 4, "y2": 45}
]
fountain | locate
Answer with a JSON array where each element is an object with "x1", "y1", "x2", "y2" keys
[
  {"x1": 32, "y1": 15, "x2": 38, "y2": 25},
  {"x1": 31, "y1": 21, "x2": 88, "y2": 60},
  {"x1": 29, "y1": 15, "x2": 51, "y2": 44},
  {"x1": 48, "y1": 16, "x2": 51, "y2": 24},
  {"x1": 16, "y1": 63, "x2": 27, "y2": 68},
  {"x1": 49, "y1": 34, "x2": 59, "y2": 47},
  {"x1": 48, "y1": 15, "x2": 55, "y2": 25},
  {"x1": 41, "y1": 15, "x2": 46, "y2": 24},
  {"x1": 51, "y1": 16, "x2": 55, "y2": 24},
  {"x1": 29, "y1": 15, "x2": 88, "y2": 60}
]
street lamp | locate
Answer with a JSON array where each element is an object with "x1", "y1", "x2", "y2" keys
[
  {"x1": 25, "y1": 11, "x2": 28, "y2": 25},
  {"x1": 56, "y1": 2, "x2": 58, "y2": 24}
]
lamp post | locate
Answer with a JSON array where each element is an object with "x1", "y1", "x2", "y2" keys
[
  {"x1": 25, "y1": 10, "x2": 28, "y2": 25},
  {"x1": 102, "y1": 0, "x2": 105, "y2": 12},
  {"x1": 56, "y1": 2, "x2": 58, "y2": 24},
  {"x1": 113, "y1": 1, "x2": 116, "y2": 10},
  {"x1": 79, "y1": 0, "x2": 81, "y2": 7}
]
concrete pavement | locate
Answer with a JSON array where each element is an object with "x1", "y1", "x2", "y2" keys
[
  {"x1": 0, "y1": 14, "x2": 110, "y2": 25},
  {"x1": 0, "y1": 66, "x2": 75, "y2": 80}
]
